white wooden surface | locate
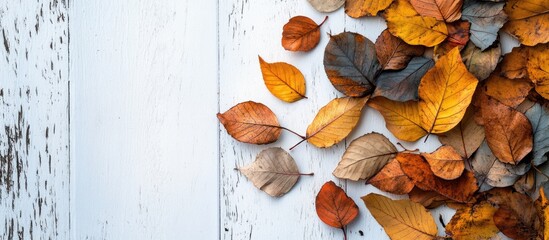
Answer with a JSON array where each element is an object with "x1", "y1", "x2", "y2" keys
[{"x1": 0, "y1": 0, "x2": 521, "y2": 239}]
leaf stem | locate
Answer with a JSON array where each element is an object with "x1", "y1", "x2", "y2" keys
[
  {"x1": 233, "y1": 168, "x2": 314, "y2": 176},
  {"x1": 319, "y1": 16, "x2": 329, "y2": 27},
  {"x1": 341, "y1": 227, "x2": 347, "y2": 240},
  {"x1": 279, "y1": 126, "x2": 306, "y2": 139},
  {"x1": 532, "y1": 163, "x2": 549, "y2": 181},
  {"x1": 289, "y1": 138, "x2": 307, "y2": 151}
]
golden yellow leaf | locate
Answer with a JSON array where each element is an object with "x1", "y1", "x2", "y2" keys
[
  {"x1": 368, "y1": 97, "x2": 427, "y2": 141},
  {"x1": 306, "y1": 97, "x2": 368, "y2": 148},
  {"x1": 537, "y1": 188, "x2": 549, "y2": 240},
  {"x1": 445, "y1": 201, "x2": 499, "y2": 240},
  {"x1": 503, "y1": 0, "x2": 549, "y2": 46},
  {"x1": 362, "y1": 193, "x2": 438, "y2": 240},
  {"x1": 258, "y1": 56, "x2": 306, "y2": 103},
  {"x1": 419, "y1": 47, "x2": 478, "y2": 134},
  {"x1": 345, "y1": 0, "x2": 394, "y2": 17},
  {"x1": 384, "y1": 0, "x2": 448, "y2": 47}
]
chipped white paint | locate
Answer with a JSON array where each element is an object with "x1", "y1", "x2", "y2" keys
[{"x1": 0, "y1": 0, "x2": 70, "y2": 239}]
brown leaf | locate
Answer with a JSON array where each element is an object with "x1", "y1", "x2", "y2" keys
[
  {"x1": 446, "y1": 201, "x2": 499, "y2": 240},
  {"x1": 315, "y1": 181, "x2": 359, "y2": 228},
  {"x1": 483, "y1": 70, "x2": 534, "y2": 108},
  {"x1": 368, "y1": 159, "x2": 414, "y2": 195},
  {"x1": 345, "y1": 0, "x2": 394, "y2": 17},
  {"x1": 479, "y1": 94, "x2": 533, "y2": 164},
  {"x1": 397, "y1": 153, "x2": 478, "y2": 203},
  {"x1": 218, "y1": 101, "x2": 281, "y2": 144},
  {"x1": 408, "y1": 187, "x2": 449, "y2": 209},
  {"x1": 282, "y1": 16, "x2": 327, "y2": 52},
  {"x1": 306, "y1": 96, "x2": 368, "y2": 148},
  {"x1": 500, "y1": 46, "x2": 529, "y2": 80},
  {"x1": 503, "y1": 0, "x2": 549, "y2": 46},
  {"x1": 410, "y1": 0, "x2": 463, "y2": 22},
  {"x1": 375, "y1": 29, "x2": 425, "y2": 70},
  {"x1": 494, "y1": 206, "x2": 541, "y2": 240},
  {"x1": 439, "y1": 107, "x2": 485, "y2": 158},
  {"x1": 307, "y1": 0, "x2": 345, "y2": 12},
  {"x1": 462, "y1": 42, "x2": 501, "y2": 81},
  {"x1": 237, "y1": 147, "x2": 311, "y2": 197},
  {"x1": 258, "y1": 56, "x2": 307, "y2": 102},
  {"x1": 421, "y1": 145, "x2": 465, "y2": 180},
  {"x1": 536, "y1": 188, "x2": 549, "y2": 240},
  {"x1": 434, "y1": 20, "x2": 470, "y2": 59}
]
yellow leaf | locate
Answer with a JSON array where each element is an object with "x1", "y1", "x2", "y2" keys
[
  {"x1": 419, "y1": 47, "x2": 478, "y2": 134},
  {"x1": 368, "y1": 97, "x2": 427, "y2": 141},
  {"x1": 345, "y1": 0, "x2": 394, "y2": 17},
  {"x1": 385, "y1": 0, "x2": 448, "y2": 47},
  {"x1": 306, "y1": 97, "x2": 368, "y2": 148},
  {"x1": 362, "y1": 193, "x2": 438, "y2": 240},
  {"x1": 503, "y1": 0, "x2": 549, "y2": 46},
  {"x1": 258, "y1": 56, "x2": 307, "y2": 103},
  {"x1": 445, "y1": 201, "x2": 499, "y2": 240}
]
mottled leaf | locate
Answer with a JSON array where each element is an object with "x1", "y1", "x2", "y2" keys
[
  {"x1": 483, "y1": 70, "x2": 533, "y2": 108},
  {"x1": 493, "y1": 193, "x2": 541, "y2": 240},
  {"x1": 503, "y1": 0, "x2": 549, "y2": 46},
  {"x1": 446, "y1": 202, "x2": 499, "y2": 240},
  {"x1": 373, "y1": 57, "x2": 434, "y2": 102},
  {"x1": 461, "y1": 0, "x2": 507, "y2": 50},
  {"x1": 462, "y1": 42, "x2": 501, "y2": 81},
  {"x1": 434, "y1": 20, "x2": 470, "y2": 59}
]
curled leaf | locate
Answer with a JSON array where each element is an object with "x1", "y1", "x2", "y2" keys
[
  {"x1": 282, "y1": 16, "x2": 327, "y2": 52},
  {"x1": 345, "y1": 0, "x2": 394, "y2": 17},
  {"x1": 362, "y1": 193, "x2": 438, "y2": 240},
  {"x1": 258, "y1": 56, "x2": 307, "y2": 102},
  {"x1": 368, "y1": 159, "x2": 414, "y2": 195},
  {"x1": 410, "y1": 0, "x2": 463, "y2": 22},
  {"x1": 237, "y1": 147, "x2": 311, "y2": 197},
  {"x1": 333, "y1": 132, "x2": 397, "y2": 181},
  {"x1": 421, "y1": 145, "x2": 465, "y2": 180},
  {"x1": 368, "y1": 97, "x2": 427, "y2": 141},
  {"x1": 218, "y1": 101, "x2": 281, "y2": 144},
  {"x1": 324, "y1": 32, "x2": 381, "y2": 97},
  {"x1": 315, "y1": 181, "x2": 359, "y2": 229},
  {"x1": 373, "y1": 57, "x2": 434, "y2": 102},
  {"x1": 306, "y1": 96, "x2": 368, "y2": 148},
  {"x1": 307, "y1": 0, "x2": 345, "y2": 12}
]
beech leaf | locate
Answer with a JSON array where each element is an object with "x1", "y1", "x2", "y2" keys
[
  {"x1": 525, "y1": 103, "x2": 549, "y2": 166},
  {"x1": 282, "y1": 16, "x2": 327, "y2": 52},
  {"x1": 384, "y1": 0, "x2": 448, "y2": 47},
  {"x1": 471, "y1": 141, "x2": 530, "y2": 188},
  {"x1": 410, "y1": 0, "x2": 463, "y2": 22},
  {"x1": 217, "y1": 101, "x2": 281, "y2": 144},
  {"x1": 433, "y1": 20, "x2": 470, "y2": 59},
  {"x1": 345, "y1": 0, "x2": 394, "y2": 17},
  {"x1": 305, "y1": 96, "x2": 368, "y2": 148},
  {"x1": 307, "y1": 0, "x2": 345, "y2": 13},
  {"x1": 445, "y1": 201, "x2": 499, "y2": 240},
  {"x1": 373, "y1": 57, "x2": 434, "y2": 102},
  {"x1": 492, "y1": 192, "x2": 541, "y2": 240},
  {"x1": 438, "y1": 107, "x2": 485, "y2": 159},
  {"x1": 258, "y1": 56, "x2": 307, "y2": 102},
  {"x1": 419, "y1": 47, "x2": 478, "y2": 135},
  {"x1": 375, "y1": 29, "x2": 425, "y2": 71},
  {"x1": 362, "y1": 193, "x2": 438, "y2": 240},
  {"x1": 368, "y1": 159, "x2": 414, "y2": 195},
  {"x1": 503, "y1": 0, "x2": 549, "y2": 46},
  {"x1": 461, "y1": 0, "x2": 507, "y2": 50},
  {"x1": 237, "y1": 147, "x2": 311, "y2": 197},
  {"x1": 462, "y1": 42, "x2": 501, "y2": 81},
  {"x1": 483, "y1": 70, "x2": 533, "y2": 108},
  {"x1": 421, "y1": 145, "x2": 465, "y2": 180},
  {"x1": 324, "y1": 32, "x2": 381, "y2": 97},
  {"x1": 333, "y1": 132, "x2": 397, "y2": 181},
  {"x1": 315, "y1": 181, "x2": 359, "y2": 229},
  {"x1": 368, "y1": 97, "x2": 427, "y2": 141}
]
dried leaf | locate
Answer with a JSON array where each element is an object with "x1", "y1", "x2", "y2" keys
[
  {"x1": 462, "y1": 42, "x2": 501, "y2": 81},
  {"x1": 527, "y1": 44, "x2": 549, "y2": 100},
  {"x1": 503, "y1": 0, "x2": 549, "y2": 46},
  {"x1": 324, "y1": 32, "x2": 381, "y2": 97},
  {"x1": 419, "y1": 47, "x2": 478, "y2": 135},
  {"x1": 483, "y1": 71, "x2": 533, "y2": 108},
  {"x1": 306, "y1": 97, "x2": 368, "y2": 148},
  {"x1": 258, "y1": 56, "x2": 307, "y2": 102},
  {"x1": 500, "y1": 46, "x2": 529, "y2": 80},
  {"x1": 375, "y1": 29, "x2": 425, "y2": 70},
  {"x1": 368, "y1": 97, "x2": 427, "y2": 141},
  {"x1": 434, "y1": 20, "x2": 470, "y2": 59},
  {"x1": 397, "y1": 153, "x2": 478, "y2": 203},
  {"x1": 308, "y1": 0, "x2": 345, "y2": 12},
  {"x1": 217, "y1": 101, "x2": 281, "y2": 144},
  {"x1": 439, "y1": 107, "x2": 485, "y2": 159},
  {"x1": 461, "y1": 0, "x2": 507, "y2": 50},
  {"x1": 333, "y1": 132, "x2": 397, "y2": 181},
  {"x1": 410, "y1": 0, "x2": 463, "y2": 22},
  {"x1": 368, "y1": 159, "x2": 414, "y2": 195},
  {"x1": 514, "y1": 169, "x2": 536, "y2": 195},
  {"x1": 362, "y1": 193, "x2": 438, "y2": 240},
  {"x1": 494, "y1": 201, "x2": 541, "y2": 240},
  {"x1": 238, "y1": 148, "x2": 309, "y2": 197},
  {"x1": 471, "y1": 141, "x2": 530, "y2": 188},
  {"x1": 385, "y1": 0, "x2": 448, "y2": 47},
  {"x1": 445, "y1": 201, "x2": 499, "y2": 240},
  {"x1": 345, "y1": 0, "x2": 394, "y2": 17},
  {"x1": 536, "y1": 188, "x2": 549, "y2": 240},
  {"x1": 479, "y1": 95, "x2": 533, "y2": 165},
  {"x1": 315, "y1": 181, "x2": 359, "y2": 228},
  {"x1": 421, "y1": 145, "x2": 465, "y2": 180},
  {"x1": 282, "y1": 16, "x2": 326, "y2": 52},
  {"x1": 373, "y1": 57, "x2": 434, "y2": 102},
  {"x1": 525, "y1": 103, "x2": 549, "y2": 166},
  {"x1": 408, "y1": 187, "x2": 449, "y2": 209}
]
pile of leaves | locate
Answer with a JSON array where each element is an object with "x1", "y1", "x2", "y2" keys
[{"x1": 218, "y1": 0, "x2": 549, "y2": 239}]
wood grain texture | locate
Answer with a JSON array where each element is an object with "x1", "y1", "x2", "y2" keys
[
  {"x1": 0, "y1": 0, "x2": 70, "y2": 239},
  {"x1": 70, "y1": 0, "x2": 218, "y2": 239}
]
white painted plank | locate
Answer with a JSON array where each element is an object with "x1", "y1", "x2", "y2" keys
[
  {"x1": 70, "y1": 1, "x2": 219, "y2": 239},
  {"x1": 0, "y1": 0, "x2": 70, "y2": 239}
]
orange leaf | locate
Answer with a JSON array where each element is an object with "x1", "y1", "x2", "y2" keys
[
  {"x1": 483, "y1": 70, "x2": 533, "y2": 108},
  {"x1": 421, "y1": 145, "x2": 465, "y2": 180},
  {"x1": 217, "y1": 101, "x2": 281, "y2": 144},
  {"x1": 368, "y1": 159, "x2": 414, "y2": 194},
  {"x1": 315, "y1": 181, "x2": 359, "y2": 229},
  {"x1": 258, "y1": 56, "x2": 307, "y2": 102},
  {"x1": 410, "y1": 0, "x2": 463, "y2": 22},
  {"x1": 282, "y1": 16, "x2": 327, "y2": 52},
  {"x1": 503, "y1": 0, "x2": 549, "y2": 46}
]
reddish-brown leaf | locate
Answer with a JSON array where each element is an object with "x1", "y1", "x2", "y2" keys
[
  {"x1": 217, "y1": 101, "x2": 281, "y2": 144},
  {"x1": 408, "y1": 187, "x2": 449, "y2": 209},
  {"x1": 375, "y1": 29, "x2": 425, "y2": 70},
  {"x1": 282, "y1": 16, "x2": 327, "y2": 52},
  {"x1": 397, "y1": 153, "x2": 478, "y2": 203},
  {"x1": 490, "y1": 190, "x2": 541, "y2": 240},
  {"x1": 421, "y1": 145, "x2": 465, "y2": 180},
  {"x1": 410, "y1": 0, "x2": 463, "y2": 22},
  {"x1": 315, "y1": 181, "x2": 359, "y2": 229},
  {"x1": 368, "y1": 159, "x2": 414, "y2": 195},
  {"x1": 434, "y1": 20, "x2": 470, "y2": 59},
  {"x1": 483, "y1": 70, "x2": 533, "y2": 108}
]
